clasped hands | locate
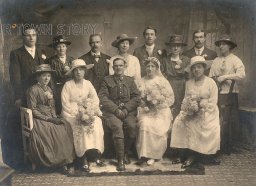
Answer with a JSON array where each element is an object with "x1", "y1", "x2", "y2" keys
[
  {"x1": 47, "y1": 117, "x2": 65, "y2": 125},
  {"x1": 115, "y1": 108, "x2": 128, "y2": 120}
]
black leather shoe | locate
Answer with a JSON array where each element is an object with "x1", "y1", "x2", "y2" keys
[
  {"x1": 96, "y1": 159, "x2": 106, "y2": 167},
  {"x1": 116, "y1": 159, "x2": 125, "y2": 171},
  {"x1": 124, "y1": 154, "x2": 131, "y2": 164}
]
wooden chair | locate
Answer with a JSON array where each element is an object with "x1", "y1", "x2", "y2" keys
[{"x1": 20, "y1": 107, "x2": 36, "y2": 170}]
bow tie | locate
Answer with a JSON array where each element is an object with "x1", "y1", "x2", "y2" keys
[{"x1": 93, "y1": 54, "x2": 101, "y2": 58}]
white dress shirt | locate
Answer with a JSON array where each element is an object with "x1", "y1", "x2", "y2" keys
[
  {"x1": 194, "y1": 46, "x2": 204, "y2": 56},
  {"x1": 25, "y1": 45, "x2": 36, "y2": 59},
  {"x1": 145, "y1": 44, "x2": 155, "y2": 56},
  {"x1": 91, "y1": 51, "x2": 101, "y2": 62}
]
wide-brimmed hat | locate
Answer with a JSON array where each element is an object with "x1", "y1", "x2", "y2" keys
[
  {"x1": 65, "y1": 59, "x2": 94, "y2": 75},
  {"x1": 185, "y1": 56, "x2": 211, "y2": 73},
  {"x1": 48, "y1": 35, "x2": 71, "y2": 48},
  {"x1": 165, "y1": 34, "x2": 187, "y2": 46},
  {"x1": 33, "y1": 64, "x2": 55, "y2": 74},
  {"x1": 111, "y1": 34, "x2": 137, "y2": 48},
  {"x1": 215, "y1": 34, "x2": 237, "y2": 49}
]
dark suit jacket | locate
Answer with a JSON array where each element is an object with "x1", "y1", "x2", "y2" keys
[
  {"x1": 133, "y1": 45, "x2": 163, "y2": 77},
  {"x1": 183, "y1": 47, "x2": 217, "y2": 60},
  {"x1": 79, "y1": 51, "x2": 110, "y2": 92},
  {"x1": 98, "y1": 75, "x2": 140, "y2": 114},
  {"x1": 9, "y1": 46, "x2": 45, "y2": 105}
]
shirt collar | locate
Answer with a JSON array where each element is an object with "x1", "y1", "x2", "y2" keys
[
  {"x1": 194, "y1": 46, "x2": 204, "y2": 54},
  {"x1": 24, "y1": 45, "x2": 35, "y2": 52},
  {"x1": 91, "y1": 51, "x2": 101, "y2": 56},
  {"x1": 145, "y1": 44, "x2": 155, "y2": 50}
]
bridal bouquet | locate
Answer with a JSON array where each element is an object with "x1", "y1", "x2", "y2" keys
[
  {"x1": 78, "y1": 98, "x2": 102, "y2": 134},
  {"x1": 139, "y1": 82, "x2": 173, "y2": 114}
]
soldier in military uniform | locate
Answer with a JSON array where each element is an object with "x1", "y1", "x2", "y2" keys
[{"x1": 98, "y1": 57, "x2": 140, "y2": 171}]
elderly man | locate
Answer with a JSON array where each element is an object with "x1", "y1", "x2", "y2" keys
[
  {"x1": 7, "y1": 26, "x2": 45, "y2": 168},
  {"x1": 209, "y1": 34, "x2": 245, "y2": 155},
  {"x1": 79, "y1": 33, "x2": 110, "y2": 92},
  {"x1": 98, "y1": 57, "x2": 140, "y2": 171},
  {"x1": 133, "y1": 26, "x2": 163, "y2": 77}
]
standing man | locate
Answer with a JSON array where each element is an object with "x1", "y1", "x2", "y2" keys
[
  {"x1": 98, "y1": 57, "x2": 140, "y2": 171},
  {"x1": 79, "y1": 33, "x2": 110, "y2": 92},
  {"x1": 133, "y1": 26, "x2": 163, "y2": 77},
  {"x1": 183, "y1": 29, "x2": 217, "y2": 60},
  {"x1": 6, "y1": 26, "x2": 45, "y2": 169},
  {"x1": 9, "y1": 26, "x2": 46, "y2": 107},
  {"x1": 209, "y1": 34, "x2": 245, "y2": 155}
]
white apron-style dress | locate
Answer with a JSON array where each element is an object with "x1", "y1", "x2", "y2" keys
[
  {"x1": 61, "y1": 79, "x2": 104, "y2": 157},
  {"x1": 171, "y1": 77, "x2": 220, "y2": 154}
]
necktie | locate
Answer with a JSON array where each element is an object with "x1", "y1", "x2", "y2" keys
[
  {"x1": 94, "y1": 54, "x2": 101, "y2": 62},
  {"x1": 197, "y1": 50, "x2": 201, "y2": 56}
]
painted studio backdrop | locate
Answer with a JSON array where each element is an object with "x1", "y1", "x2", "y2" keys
[{"x1": 0, "y1": 0, "x2": 256, "y2": 147}]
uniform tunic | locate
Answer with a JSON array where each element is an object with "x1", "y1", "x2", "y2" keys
[{"x1": 98, "y1": 75, "x2": 140, "y2": 139}]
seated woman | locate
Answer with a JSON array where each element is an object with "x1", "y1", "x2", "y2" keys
[
  {"x1": 109, "y1": 34, "x2": 141, "y2": 84},
  {"x1": 61, "y1": 59, "x2": 105, "y2": 172},
  {"x1": 26, "y1": 64, "x2": 75, "y2": 174},
  {"x1": 170, "y1": 56, "x2": 220, "y2": 168},
  {"x1": 136, "y1": 57, "x2": 174, "y2": 165}
]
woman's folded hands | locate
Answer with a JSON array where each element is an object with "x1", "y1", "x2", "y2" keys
[{"x1": 47, "y1": 117, "x2": 64, "y2": 125}]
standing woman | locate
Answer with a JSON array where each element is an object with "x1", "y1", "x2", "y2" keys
[
  {"x1": 136, "y1": 57, "x2": 174, "y2": 165},
  {"x1": 209, "y1": 35, "x2": 245, "y2": 154},
  {"x1": 171, "y1": 56, "x2": 220, "y2": 168},
  {"x1": 47, "y1": 35, "x2": 73, "y2": 115},
  {"x1": 26, "y1": 64, "x2": 75, "y2": 174},
  {"x1": 161, "y1": 34, "x2": 190, "y2": 119},
  {"x1": 61, "y1": 59, "x2": 105, "y2": 172},
  {"x1": 109, "y1": 34, "x2": 141, "y2": 84}
]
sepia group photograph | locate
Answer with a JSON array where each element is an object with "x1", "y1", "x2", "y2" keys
[{"x1": 0, "y1": 0, "x2": 255, "y2": 185}]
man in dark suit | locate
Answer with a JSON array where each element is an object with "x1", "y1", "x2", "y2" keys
[
  {"x1": 183, "y1": 30, "x2": 217, "y2": 60},
  {"x1": 9, "y1": 27, "x2": 46, "y2": 107},
  {"x1": 6, "y1": 26, "x2": 45, "y2": 169},
  {"x1": 133, "y1": 26, "x2": 163, "y2": 77},
  {"x1": 98, "y1": 57, "x2": 140, "y2": 171},
  {"x1": 79, "y1": 33, "x2": 110, "y2": 92}
]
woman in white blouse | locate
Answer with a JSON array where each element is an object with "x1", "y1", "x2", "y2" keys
[{"x1": 109, "y1": 34, "x2": 141, "y2": 84}]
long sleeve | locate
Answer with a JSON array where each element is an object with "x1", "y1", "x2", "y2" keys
[
  {"x1": 123, "y1": 80, "x2": 140, "y2": 112},
  {"x1": 224, "y1": 60, "x2": 245, "y2": 81},
  {"x1": 26, "y1": 87, "x2": 50, "y2": 121},
  {"x1": 61, "y1": 82, "x2": 78, "y2": 117},
  {"x1": 98, "y1": 79, "x2": 119, "y2": 113},
  {"x1": 208, "y1": 79, "x2": 218, "y2": 105},
  {"x1": 164, "y1": 78, "x2": 175, "y2": 106},
  {"x1": 134, "y1": 56, "x2": 141, "y2": 82},
  {"x1": 9, "y1": 51, "x2": 22, "y2": 100},
  {"x1": 87, "y1": 81, "x2": 100, "y2": 105}
]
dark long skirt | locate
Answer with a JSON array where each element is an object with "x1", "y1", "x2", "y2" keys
[
  {"x1": 28, "y1": 118, "x2": 75, "y2": 167},
  {"x1": 218, "y1": 93, "x2": 239, "y2": 154}
]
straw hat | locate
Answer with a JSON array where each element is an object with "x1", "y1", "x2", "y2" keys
[
  {"x1": 185, "y1": 56, "x2": 211, "y2": 73},
  {"x1": 215, "y1": 34, "x2": 237, "y2": 49},
  {"x1": 65, "y1": 59, "x2": 94, "y2": 75},
  {"x1": 33, "y1": 64, "x2": 55, "y2": 74},
  {"x1": 111, "y1": 34, "x2": 137, "y2": 48}
]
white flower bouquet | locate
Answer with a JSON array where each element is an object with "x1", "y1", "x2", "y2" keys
[
  {"x1": 139, "y1": 83, "x2": 173, "y2": 114},
  {"x1": 78, "y1": 98, "x2": 102, "y2": 134}
]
